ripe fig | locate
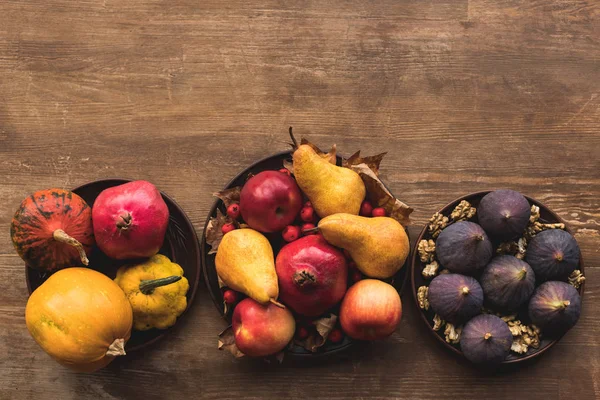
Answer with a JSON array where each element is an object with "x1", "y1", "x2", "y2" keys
[
  {"x1": 460, "y1": 314, "x2": 512, "y2": 364},
  {"x1": 477, "y1": 189, "x2": 531, "y2": 241},
  {"x1": 528, "y1": 281, "x2": 581, "y2": 335},
  {"x1": 480, "y1": 256, "x2": 536, "y2": 311},
  {"x1": 525, "y1": 229, "x2": 580, "y2": 282},
  {"x1": 428, "y1": 274, "x2": 484, "y2": 323},
  {"x1": 436, "y1": 221, "x2": 493, "y2": 275}
]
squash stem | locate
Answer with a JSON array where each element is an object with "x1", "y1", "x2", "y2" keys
[
  {"x1": 106, "y1": 338, "x2": 126, "y2": 357},
  {"x1": 139, "y1": 276, "x2": 182, "y2": 295},
  {"x1": 52, "y1": 229, "x2": 89, "y2": 266}
]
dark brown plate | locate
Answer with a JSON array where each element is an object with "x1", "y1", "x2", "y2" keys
[
  {"x1": 25, "y1": 179, "x2": 202, "y2": 352},
  {"x1": 411, "y1": 190, "x2": 585, "y2": 364},
  {"x1": 201, "y1": 151, "x2": 410, "y2": 359}
]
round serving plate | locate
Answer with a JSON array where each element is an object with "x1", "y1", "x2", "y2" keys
[
  {"x1": 411, "y1": 190, "x2": 585, "y2": 364},
  {"x1": 201, "y1": 151, "x2": 410, "y2": 359},
  {"x1": 25, "y1": 178, "x2": 202, "y2": 352}
]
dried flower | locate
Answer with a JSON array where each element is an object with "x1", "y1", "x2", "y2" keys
[
  {"x1": 432, "y1": 314, "x2": 445, "y2": 331},
  {"x1": 450, "y1": 200, "x2": 476, "y2": 222},
  {"x1": 507, "y1": 319, "x2": 541, "y2": 355},
  {"x1": 529, "y1": 205, "x2": 540, "y2": 224},
  {"x1": 422, "y1": 261, "x2": 440, "y2": 279},
  {"x1": 569, "y1": 269, "x2": 586, "y2": 289},
  {"x1": 428, "y1": 212, "x2": 449, "y2": 238},
  {"x1": 444, "y1": 323, "x2": 462, "y2": 344},
  {"x1": 418, "y1": 239, "x2": 436, "y2": 263},
  {"x1": 417, "y1": 286, "x2": 429, "y2": 310}
]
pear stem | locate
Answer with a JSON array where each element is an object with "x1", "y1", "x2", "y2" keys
[
  {"x1": 484, "y1": 332, "x2": 492, "y2": 340},
  {"x1": 302, "y1": 226, "x2": 319, "y2": 235},
  {"x1": 461, "y1": 286, "x2": 470, "y2": 295},
  {"x1": 288, "y1": 127, "x2": 298, "y2": 149},
  {"x1": 270, "y1": 299, "x2": 286, "y2": 309}
]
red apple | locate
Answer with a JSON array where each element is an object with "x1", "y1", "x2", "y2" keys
[
  {"x1": 339, "y1": 279, "x2": 402, "y2": 341},
  {"x1": 276, "y1": 235, "x2": 348, "y2": 317},
  {"x1": 232, "y1": 298, "x2": 295, "y2": 357},
  {"x1": 240, "y1": 171, "x2": 303, "y2": 233}
]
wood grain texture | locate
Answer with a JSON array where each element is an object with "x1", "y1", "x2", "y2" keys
[{"x1": 0, "y1": 0, "x2": 599, "y2": 399}]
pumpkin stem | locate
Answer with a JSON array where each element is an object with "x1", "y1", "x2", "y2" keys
[
  {"x1": 269, "y1": 298, "x2": 286, "y2": 309},
  {"x1": 52, "y1": 229, "x2": 89, "y2": 266},
  {"x1": 106, "y1": 338, "x2": 126, "y2": 357},
  {"x1": 116, "y1": 212, "x2": 133, "y2": 231},
  {"x1": 139, "y1": 275, "x2": 182, "y2": 295}
]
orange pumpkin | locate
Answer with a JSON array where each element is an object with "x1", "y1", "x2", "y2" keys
[{"x1": 25, "y1": 268, "x2": 133, "y2": 373}]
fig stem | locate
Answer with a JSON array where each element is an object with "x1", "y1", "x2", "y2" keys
[
  {"x1": 517, "y1": 267, "x2": 528, "y2": 280},
  {"x1": 270, "y1": 299, "x2": 286, "y2": 309},
  {"x1": 139, "y1": 275, "x2": 182, "y2": 295},
  {"x1": 52, "y1": 229, "x2": 89, "y2": 266},
  {"x1": 484, "y1": 332, "x2": 492, "y2": 340},
  {"x1": 461, "y1": 286, "x2": 470, "y2": 295},
  {"x1": 106, "y1": 338, "x2": 126, "y2": 357},
  {"x1": 555, "y1": 253, "x2": 564, "y2": 262},
  {"x1": 475, "y1": 234, "x2": 484, "y2": 242}
]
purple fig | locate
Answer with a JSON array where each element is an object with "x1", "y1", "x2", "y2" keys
[
  {"x1": 428, "y1": 273, "x2": 483, "y2": 323},
  {"x1": 436, "y1": 221, "x2": 493, "y2": 275},
  {"x1": 528, "y1": 281, "x2": 581, "y2": 335},
  {"x1": 525, "y1": 229, "x2": 580, "y2": 282},
  {"x1": 460, "y1": 314, "x2": 512, "y2": 364},
  {"x1": 478, "y1": 190, "x2": 531, "y2": 241},
  {"x1": 480, "y1": 256, "x2": 536, "y2": 311}
]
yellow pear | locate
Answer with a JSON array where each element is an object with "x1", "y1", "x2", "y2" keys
[
  {"x1": 293, "y1": 144, "x2": 366, "y2": 217},
  {"x1": 215, "y1": 229, "x2": 282, "y2": 307},
  {"x1": 318, "y1": 213, "x2": 409, "y2": 279}
]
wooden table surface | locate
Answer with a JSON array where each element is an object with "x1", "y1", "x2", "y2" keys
[{"x1": 1, "y1": 0, "x2": 599, "y2": 399}]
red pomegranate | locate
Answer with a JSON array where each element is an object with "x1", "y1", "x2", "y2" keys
[
  {"x1": 92, "y1": 180, "x2": 169, "y2": 259},
  {"x1": 275, "y1": 235, "x2": 348, "y2": 316},
  {"x1": 11, "y1": 189, "x2": 95, "y2": 272}
]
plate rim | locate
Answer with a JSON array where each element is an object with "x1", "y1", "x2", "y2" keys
[
  {"x1": 24, "y1": 178, "x2": 202, "y2": 352},
  {"x1": 410, "y1": 189, "x2": 586, "y2": 364}
]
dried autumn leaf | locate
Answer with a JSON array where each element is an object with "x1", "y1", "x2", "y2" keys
[
  {"x1": 213, "y1": 186, "x2": 241, "y2": 208},
  {"x1": 205, "y1": 209, "x2": 231, "y2": 255},
  {"x1": 349, "y1": 163, "x2": 413, "y2": 226},
  {"x1": 288, "y1": 127, "x2": 336, "y2": 165},
  {"x1": 218, "y1": 326, "x2": 245, "y2": 358},
  {"x1": 296, "y1": 314, "x2": 338, "y2": 353},
  {"x1": 343, "y1": 151, "x2": 387, "y2": 175}
]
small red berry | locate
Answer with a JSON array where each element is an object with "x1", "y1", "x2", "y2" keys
[
  {"x1": 360, "y1": 201, "x2": 373, "y2": 217},
  {"x1": 278, "y1": 168, "x2": 291, "y2": 176},
  {"x1": 343, "y1": 249, "x2": 352, "y2": 260},
  {"x1": 282, "y1": 225, "x2": 301, "y2": 242},
  {"x1": 221, "y1": 223, "x2": 236, "y2": 234},
  {"x1": 296, "y1": 326, "x2": 309, "y2": 340},
  {"x1": 304, "y1": 201, "x2": 312, "y2": 208},
  {"x1": 227, "y1": 203, "x2": 240, "y2": 219},
  {"x1": 328, "y1": 329, "x2": 343, "y2": 343},
  {"x1": 223, "y1": 289, "x2": 237, "y2": 304},
  {"x1": 352, "y1": 270, "x2": 363, "y2": 282},
  {"x1": 302, "y1": 223, "x2": 316, "y2": 235},
  {"x1": 300, "y1": 206, "x2": 314, "y2": 222},
  {"x1": 372, "y1": 207, "x2": 386, "y2": 217}
]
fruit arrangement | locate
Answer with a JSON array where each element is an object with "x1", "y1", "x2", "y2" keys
[
  {"x1": 15, "y1": 180, "x2": 194, "y2": 372},
  {"x1": 205, "y1": 130, "x2": 413, "y2": 360},
  {"x1": 413, "y1": 189, "x2": 585, "y2": 364}
]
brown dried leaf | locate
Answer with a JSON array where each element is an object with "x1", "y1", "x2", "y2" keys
[
  {"x1": 218, "y1": 326, "x2": 245, "y2": 358},
  {"x1": 283, "y1": 159, "x2": 294, "y2": 175},
  {"x1": 343, "y1": 151, "x2": 387, "y2": 175},
  {"x1": 296, "y1": 314, "x2": 338, "y2": 353},
  {"x1": 206, "y1": 209, "x2": 230, "y2": 255},
  {"x1": 213, "y1": 186, "x2": 241, "y2": 208},
  {"x1": 349, "y1": 163, "x2": 413, "y2": 225}
]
